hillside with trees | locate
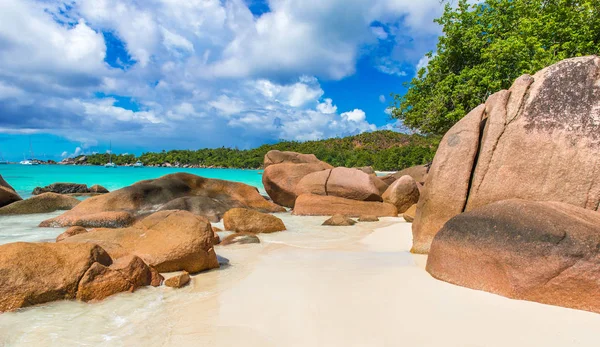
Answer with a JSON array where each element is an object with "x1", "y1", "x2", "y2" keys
[
  {"x1": 392, "y1": 0, "x2": 600, "y2": 136},
  {"x1": 79, "y1": 131, "x2": 438, "y2": 171}
]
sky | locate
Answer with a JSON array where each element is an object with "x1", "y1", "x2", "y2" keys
[{"x1": 0, "y1": 0, "x2": 447, "y2": 161}]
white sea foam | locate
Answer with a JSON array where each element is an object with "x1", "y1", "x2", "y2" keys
[{"x1": 0, "y1": 211, "x2": 66, "y2": 244}]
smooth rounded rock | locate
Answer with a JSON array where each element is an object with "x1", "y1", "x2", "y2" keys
[
  {"x1": 165, "y1": 271, "x2": 191, "y2": 288},
  {"x1": 293, "y1": 194, "x2": 398, "y2": 217},
  {"x1": 382, "y1": 175, "x2": 420, "y2": 213},
  {"x1": 223, "y1": 208, "x2": 286, "y2": 234},
  {"x1": 427, "y1": 199, "x2": 600, "y2": 314},
  {"x1": 61, "y1": 210, "x2": 220, "y2": 274},
  {"x1": 322, "y1": 215, "x2": 356, "y2": 226}
]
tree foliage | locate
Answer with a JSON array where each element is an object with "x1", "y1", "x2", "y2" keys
[
  {"x1": 392, "y1": 0, "x2": 600, "y2": 135},
  {"x1": 81, "y1": 131, "x2": 438, "y2": 171}
]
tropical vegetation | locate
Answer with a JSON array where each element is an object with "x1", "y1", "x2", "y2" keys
[
  {"x1": 80, "y1": 131, "x2": 438, "y2": 171},
  {"x1": 392, "y1": 0, "x2": 600, "y2": 136}
]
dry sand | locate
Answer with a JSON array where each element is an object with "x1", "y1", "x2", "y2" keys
[{"x1": 1, "y1": 214, "x2": 599, "y2": 346}]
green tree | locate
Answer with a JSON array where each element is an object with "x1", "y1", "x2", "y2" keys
[{"x1": 392, "y1": 0, "x2": 600, "y2": 136}]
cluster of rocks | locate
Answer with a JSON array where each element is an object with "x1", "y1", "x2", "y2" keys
[
  {"x1": 262, "y1": 150, "x2": 422, "y2": 218},
  {"x1": 409, "y1": 56, "x2": 600, "y2": 314},
  {"x1": 0, "y1": 172, "x2": 290, "y2": 312},
  {"x1": 33, "y1": 183, "x2": 109, "y2": 196}
]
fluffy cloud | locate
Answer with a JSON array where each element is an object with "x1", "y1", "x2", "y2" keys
[{"x1": 0, "y1": 0, "x2": 446, "y2": 153}]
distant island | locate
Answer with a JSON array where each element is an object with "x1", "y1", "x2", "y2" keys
[{"x1": 58, "y1": 131, "x2": 438, "y2": 171}]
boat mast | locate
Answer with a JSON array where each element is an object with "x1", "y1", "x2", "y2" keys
[{"x1": 29, "y1": 138, "x2": 35, "y2": 160}]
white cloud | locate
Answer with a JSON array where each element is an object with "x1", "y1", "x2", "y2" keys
[
  {"x1": 317, "y1": 99, "x2": 337, "y2": 114},
  {"x1": 254, "y1": 77, "x2": 323, "y2": 107},
  {"x1": 341, "y1": 109, "x2": 367, "y2": 122}
]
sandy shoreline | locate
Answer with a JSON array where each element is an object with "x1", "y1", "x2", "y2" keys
[{"x1": 1, "y1": 214, "x2": 599, "y2": 346}]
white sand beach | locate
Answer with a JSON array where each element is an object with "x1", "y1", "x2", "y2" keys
[{"x1": 1, "y1": 214, "x2": 599, "y2": 346}]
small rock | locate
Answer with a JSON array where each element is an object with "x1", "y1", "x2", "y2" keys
[
  {"x1": 358, "y1": 215, "x2": 379, "y2": 222},
  {"x1": 221, "y1": 232, "x2": 260, "y2": 245},
  {"x1": 165, "y1": 271, "x2": 190, "y2": 288},
  {"x1": 322, "y1": 214, "x2": 356, "y2": 226},
  {"x1": 56, "y1": 226, "x2": 88, "y2": 242}
]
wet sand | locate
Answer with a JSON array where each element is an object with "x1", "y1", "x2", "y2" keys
[{"x1": 1, "y1": 214, "x2": 599, "y2": 346}]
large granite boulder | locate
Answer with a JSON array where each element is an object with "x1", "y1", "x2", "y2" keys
[
  {"x1": 427, "y1": 199, "x2": 600, "y2": 314},
  {"x1": 263, "y1": 150, "x2": 322, "y2": 168},
  {"x1": 293, "y1": 194, "x2": 398, "y2": 217},
  {"x1": 382, "y1": 175, "x2": 420, "y2": 213},
  {"x1": 296, "y1": 167, "x2": 388, "y2": 202},
  {"x1": 413, "y1": 56, "x2": 600, "y2": 254},
  {"x1": 61, "y1": 210, "x2": 220, "y2": 273},
  {"x1": 0, "y1": 243, "x2": 159, "y2": 312},
  {"x1": 262, "y1": 162, "x2": 332, "y2": 208},
  {"x1": 223, "y1": 208, "x2": 286, "y2": 234},
  {"x1": 41, "y1": 173, "x2": 284, "y2": 228},
  {"x1": 0, "y1": 174, "x2": 22, "y2": 208},
  {"x1": 0, "y1": 192, "x2": 80, "y2": 215}
]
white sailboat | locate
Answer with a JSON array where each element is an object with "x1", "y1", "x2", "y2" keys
[
  {"x1": 20, "y1": 139, "x2": 39, "y2": 165},
  {"x1": 105, "y1": 141, "x2": 117, "y2": 168},
  {"x1": 133, "y1": 160, "x2": 144, "y2": 168},
  {"x1": 0, "y1": 152, "x2": 8, "y2": 165}
]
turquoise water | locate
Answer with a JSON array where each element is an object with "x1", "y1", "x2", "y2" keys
[{"x1": 0, "y1": 164, "x2": 265, "y2": 198}]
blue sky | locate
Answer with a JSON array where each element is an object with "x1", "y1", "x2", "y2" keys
[{"x1": 0, "y1": 0, "x2": 444, "y2": 161}]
